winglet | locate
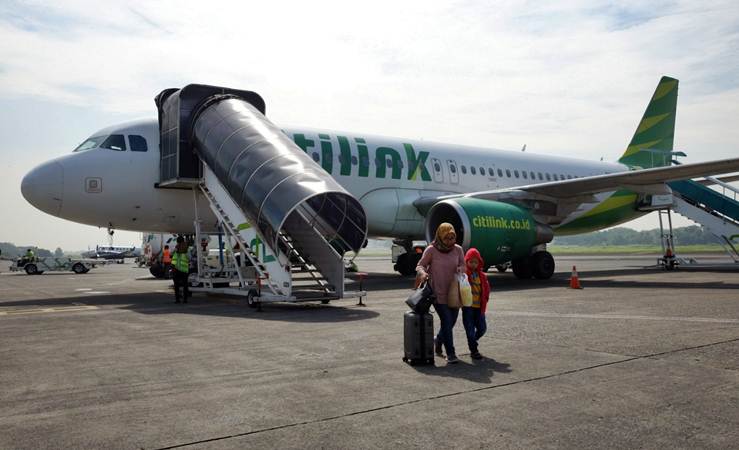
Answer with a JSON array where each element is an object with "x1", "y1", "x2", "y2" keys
[{"x1": 619, "y1": 76, "x2": 678, "y2": 169}]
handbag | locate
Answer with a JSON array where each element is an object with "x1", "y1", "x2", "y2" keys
[
  {"x1": 447, "y1": 274, "x2": 462, "y2": 309},
  {"x1": 406, "y1": 281, "x2": 435, "y2": 314}
]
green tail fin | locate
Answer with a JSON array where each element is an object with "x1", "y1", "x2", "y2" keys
[{"x1": 618, "y1": 76, "x2": 678, "y2": 168}]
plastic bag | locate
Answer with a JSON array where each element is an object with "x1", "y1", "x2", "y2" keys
[{"x1": 458, "y1": 273, "x2": 473, "y2": 307}]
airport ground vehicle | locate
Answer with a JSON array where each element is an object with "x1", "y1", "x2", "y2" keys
[{"x1": 11, "y1": 257, "x2": 95, "y2": 275}]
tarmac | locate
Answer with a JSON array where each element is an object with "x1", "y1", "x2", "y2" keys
[{"x1": 0, "y1": 254, "x2": 737, "y2": 449}]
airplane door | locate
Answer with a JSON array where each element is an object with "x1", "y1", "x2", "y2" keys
[
  {"x1": 446, "y1": 160, "x2": 459, "y2": 185},
  {"x1": 431, "y1": 158, "x2": 444, "y2": 183}
]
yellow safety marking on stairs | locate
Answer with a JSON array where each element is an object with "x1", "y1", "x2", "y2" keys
[{"x1": 0, "y1": 305, "x2": 98, "y2": 316}]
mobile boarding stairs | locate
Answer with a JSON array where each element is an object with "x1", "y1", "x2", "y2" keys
[
  {"x1": 155, "y1": 85, "x2": 368, "y2": 306},
  {"x1": 638, "y1": 156, "x2": 739, "y2": 268}
]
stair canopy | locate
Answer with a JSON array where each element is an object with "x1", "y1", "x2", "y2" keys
[{"x1": 156, "y1": 85, "x2": 367, "y2": 255}]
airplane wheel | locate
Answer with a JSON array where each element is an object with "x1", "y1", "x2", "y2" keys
[
  {"x1": 495, "y1": 264, "x2": 508, "y2": 273},
  {"x1": 72, "y1": 263, "x2": 87, "y2": 274},
  {"x1": 512, "y1": 257, "x2": 533, "y2": 279},
  {"x1": 531, "y1": 251, "x2": 555, "y2": 279},
  {"x1": 394, "y1": 253, "x2": 420, "y2": 277},
  {"x1": 25, "y1": 264, "x2": 38, "y2": 275},
  {"x1": 149, "y1": 263, "x2": 165, "y2": 279},
  {"x1": 247, "y1": 289, "x2": 259, "y2": 308}
]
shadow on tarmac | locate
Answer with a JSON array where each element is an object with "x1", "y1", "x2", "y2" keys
[
  {"x1": 0, "y1": 293, "x2": 380, "y2": 322},
  {"x1": 413, "y1": 357, "x2": 512, "y2": 384}
]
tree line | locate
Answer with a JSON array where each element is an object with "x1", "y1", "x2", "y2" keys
[
  {"x1": 552, "y1": 225, "x2": 716, "y2": 246},
  {"x1": 0, "y1": 242, "x2": 64, "y2": 258}
]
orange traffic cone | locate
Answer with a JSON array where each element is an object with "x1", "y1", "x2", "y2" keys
[{"x1": 569, "y1": 265, "x2": 583, "y2": 289}]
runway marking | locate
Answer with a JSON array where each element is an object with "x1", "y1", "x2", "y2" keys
[
  {"x1": 81, "y1": 290, "x2": 111, "y2": 295},
  {"x1": 494, "y1": 311, "x2": 739, "y2": 324},
  {"x1": 74, "y1": 288, "x2": 92, "y2": 291},
  {"x1": 0, "y1": 305, "x2": 98, "y2": 316}
]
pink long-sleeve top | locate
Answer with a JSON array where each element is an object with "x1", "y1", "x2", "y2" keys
[{"x1": 415, "y1": 244, "x2": 466, "y2": 305}]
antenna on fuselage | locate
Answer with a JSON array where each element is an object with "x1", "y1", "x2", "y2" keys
[{"x1": 521, "y1": 144, "x2": 526, "y2": 152}]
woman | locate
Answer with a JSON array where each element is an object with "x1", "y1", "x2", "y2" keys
[{"x1": 416, "y1": 223, "x2": 466, "y2": 364}]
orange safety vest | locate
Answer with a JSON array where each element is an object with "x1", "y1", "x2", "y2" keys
[{"x1": 162, "y1": 248, "x2": 172, "y2": 264}]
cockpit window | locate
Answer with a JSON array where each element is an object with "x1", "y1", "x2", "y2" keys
[
  {"x1": 101, "y1": 134, "x2": 126, "y2": 151},
  {"x1": 73, "y1": 135, "x2": 107, "y2": 152},
  {"x1": 129, "y1": 135, "x2": 148, "y2": 152}
]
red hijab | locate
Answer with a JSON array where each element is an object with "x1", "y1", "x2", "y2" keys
[{"x1": 465, "y1": 248, "x2": 491, "y2": 314}]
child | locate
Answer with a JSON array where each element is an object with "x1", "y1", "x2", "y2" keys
[{"x1": 462, "y1": 248, "x2": 491, "y2": 359}]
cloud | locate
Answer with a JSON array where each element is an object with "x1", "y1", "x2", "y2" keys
[
  {"x1": 0, "y1": 0, "x2": 737, "y2": 248},
  {"x1": 0, "y1": 0, "x2": 736, "y2": 151}
]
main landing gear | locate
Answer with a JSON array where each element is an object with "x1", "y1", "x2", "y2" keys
[
  {"x1": 393, "y1": 240, "x2": 424, "y2": 277},
  {"x1": 512, "y1": 251, "x2": 555, "y2": 280}
]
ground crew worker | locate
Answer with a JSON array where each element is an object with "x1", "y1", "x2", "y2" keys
[
  {"x1": 162, "y1": 244, "x2": 172, "y2": 276},
  {"x1": 171, "y1": 237, "x2": 190, "y2": 303},
  {"x1": 22, "y1": 248, "x2": 35, "y2": 265}
]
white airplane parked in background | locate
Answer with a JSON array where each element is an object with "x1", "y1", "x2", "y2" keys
[
  {"x1": 21, "y1": 77, "x2": 739, "y2": 279},
  {"x1": 81, "y1": 245, "x2": 140, "y2": 260}
]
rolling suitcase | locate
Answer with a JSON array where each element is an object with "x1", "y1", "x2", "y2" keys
[{"x1": 402, "y1": 311, "x2": 435, "y2": 365}]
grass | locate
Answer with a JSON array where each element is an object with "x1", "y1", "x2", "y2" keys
[
  {"x1": 350, "y1": 244, "x2": 728, "y2": 258},
  {"x1": 548, "y1": 244, "x2": 726, "y2": 255}
]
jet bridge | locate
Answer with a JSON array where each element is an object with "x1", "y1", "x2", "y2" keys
[{"x1": 155, "y1": 84, "x2": 368, "y2": 304}]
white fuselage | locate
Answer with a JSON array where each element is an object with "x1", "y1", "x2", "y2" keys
[{"x1": 21, "y1": 118, "x2": 628, "y2": 239}]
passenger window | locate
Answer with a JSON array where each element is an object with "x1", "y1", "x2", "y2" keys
[
  {"x1": 351, "y1": 156, "x2": 358, "y2": 165},
  {"x1": 101, "y1": 134, "x2": 126, "y2": 151},
  {"x1": 488, "y1": 168, "x2": 494, "y2": 176},
  {"x1": 450, "y1": 164, "x2": 457, "y2": 174},
  {"x1": 497, "y1": 168, "x2": 503, "y2": 177},
  {"x1": 312, "y1": 152, "x2": 320, "y2": 162},
  {"x1": 506, "y1": 169, "x2": 511, "y2": 177},
  {"x1": 129, "y1": 135, "x2": 148, "y2": 152},
  {"x1": 434, "y1": 162, "x2": 441, "y2": 172},
  {"x1": 530, "y1": 171, "x2": 535, "y2": 179},
  {"x1": 461, "y1": 165, "x2": 467, "y2": 174},
  {"x1": 471, "y1": 166, "x2": 476, "y2": 175},
  {"x1": 514, "y1": 170, "x2": 519, "y2": 178},
  {"x1": 546, "y1": 173, "x2": 551, "y2": 181},
  {"x1": 522, "y1": 171, "x2": 528, "y2": 179},
  {"x1": 479, "y1": 166, "x2": 485, "y2": 175},
  {"x1": 538, "y1": 172, "x2": 543, "y2": 180}
]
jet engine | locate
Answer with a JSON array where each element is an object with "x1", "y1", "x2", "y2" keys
[{"x1": 425, "y1": 198, "x2": 555, "y2": 278}]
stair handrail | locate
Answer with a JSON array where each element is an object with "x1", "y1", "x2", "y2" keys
[{"x1": 704, "y1": 176, "x2": 739, "y2": 201}]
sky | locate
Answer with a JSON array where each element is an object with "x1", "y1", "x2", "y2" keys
[{"x1": 1, "y1": 0, "x2": 738, "y2": 251}]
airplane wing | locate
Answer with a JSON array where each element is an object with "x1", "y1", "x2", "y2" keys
[
  {"x1": 696, "y1": 173, "x2": 739, "y2": 186},
  {"x1": 414, "y1": 157, "x2": 739, "y2": 223}
]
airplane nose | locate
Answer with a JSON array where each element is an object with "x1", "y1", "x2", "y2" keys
[{"x1": 21, "y1": 160, "x2": 64, "y2": 216}]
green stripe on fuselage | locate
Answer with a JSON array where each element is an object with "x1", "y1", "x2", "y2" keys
[{"x1": 555, "y1": 190, "x2": 644, "y2": 235}]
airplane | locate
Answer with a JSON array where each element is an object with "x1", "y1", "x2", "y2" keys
[
  {"x1": 20, "y1": 76, "x2": 739, "y2": 280},
  {"x1": 81, "y1": 245, "x2": 140, "y2": 260}
]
